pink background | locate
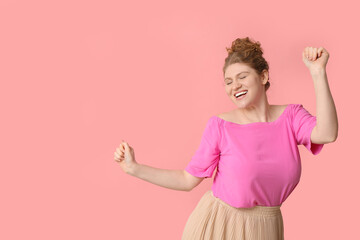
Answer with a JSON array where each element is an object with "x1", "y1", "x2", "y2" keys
[{"x1": 0, "y1": 0, "x2": 357, "y2": 239}]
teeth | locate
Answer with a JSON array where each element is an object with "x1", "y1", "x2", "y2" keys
[{"x1": 235, "y1": 91, "x2": 248, "y2": 98}]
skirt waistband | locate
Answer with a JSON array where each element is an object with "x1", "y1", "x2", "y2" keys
[{"x1": 209, "y1": 190, "x2": 282, "y2": 217}]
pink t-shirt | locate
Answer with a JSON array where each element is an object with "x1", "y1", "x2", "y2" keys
[{"x1": 185, "y1": 104, "x2": 324, "y2": 208}]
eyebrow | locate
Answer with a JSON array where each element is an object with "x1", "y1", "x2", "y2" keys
[{"x1": 224, "y1": 71, "x2": 249, "y2": 81}]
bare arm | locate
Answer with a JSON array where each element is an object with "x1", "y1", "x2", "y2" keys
[
  {"x1": 311, "y1": 69, "x2": 338, "y2": 143},
  {"x1": 302, "y1": 47, "x2": 338, "y2": 144},
  {"x1": 127, "y1": 164, "x2": 204, "y2": 191}
]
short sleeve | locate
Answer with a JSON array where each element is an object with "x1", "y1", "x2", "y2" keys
[
  {"x1": 292, "y1": 104, "x2": 324, "y2": 155},
  {"x1": 185, "y1": 116, "x2": 221, "y2": 178}
]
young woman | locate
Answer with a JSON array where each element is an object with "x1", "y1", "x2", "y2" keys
[{"x1": 114, "y1": 37, "x2": 338, "y2": 240}]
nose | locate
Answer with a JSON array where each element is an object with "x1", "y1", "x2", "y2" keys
[{"x1": 232, "y1": 79, "x2": 242, "y2": 89}]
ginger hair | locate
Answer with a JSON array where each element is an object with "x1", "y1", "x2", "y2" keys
[{"x1": 223, "y1": 37, "x2": 270, "y2": 91}]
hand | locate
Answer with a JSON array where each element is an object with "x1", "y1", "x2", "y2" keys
[
  {"x1": 302, "y1": 46, "x2": 329, "y2": 72},
  {"x1": 114, "y1": 140, "x2": 138, "y2": 174}
]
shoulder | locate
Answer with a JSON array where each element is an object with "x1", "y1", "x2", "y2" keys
[
  {"x1": 215, "y1": 110, "x2": 235, "y2": 122},
  {"x1": 278, "y1": 104, "x2": 291, "y2": 113},
  {"x1": 291, "y1": 103, "x2": 311, "y2": 115}
]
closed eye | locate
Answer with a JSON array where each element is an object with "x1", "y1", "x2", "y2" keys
[{"x1": 226, "y1": 76, "x2": 246, "y2": 85}]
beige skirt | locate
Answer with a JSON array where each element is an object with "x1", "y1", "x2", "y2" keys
[{"x1": 182, "y1": 190, "x2": 284, "y2": 240}]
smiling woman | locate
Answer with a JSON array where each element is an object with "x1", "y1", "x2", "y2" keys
[
  {"x1": 181, "y1": 37, "x2": 290, "y2": 240},
  {"x1": 223, "y1": 37, "x2": 270, "y2": 92},
  {"x1": 114, "y1": 36, "x2": 336, "y2": 240},
  {"x1": 219, "y1": 37, "x2": 277, "y2": 123},
  {"x1": 181, "y1": 36, "x2": 328, "y2": 240}
]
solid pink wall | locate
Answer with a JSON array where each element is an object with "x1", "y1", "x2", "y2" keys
[{"x1": 0, "y1": 0, "x2": 356, "y2": 239}]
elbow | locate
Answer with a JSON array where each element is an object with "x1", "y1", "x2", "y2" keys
[
  {"x1": 183, "y1": 170, "x2": 205, "y2": 192},
  {"x1": 330, "y1": 129, "x2": 338, "y2": 142},
  {"x1": 184, "y1": 184, "x2": 195, "y2": 192},
  {"x1": 185, "y1": 182, "x2": 197, "y2": 192},
  {"x1": 330, "y1": 135, "x2": 338, "y2": 143},
  {"x1": 330, "y1": 126, "x2": 339, "y2": 142},
  {"x1": 327, "y1": 133, "x2": 338, "y2": 143}
]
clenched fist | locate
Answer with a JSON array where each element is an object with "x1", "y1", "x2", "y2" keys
[
  {"x1": 302, "y1": 46, "x2": 329, "y2": 72},
  {"x1": 114, "y1": 140, "x2": 138, "y2": 174}
]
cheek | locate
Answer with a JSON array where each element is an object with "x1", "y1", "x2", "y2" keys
[
  {"x1": 227, "y1": 92, "x2": 232, "y2": 97},
  {"x1": 225, "y1": 88, "x2": 231, "y2": 96}
]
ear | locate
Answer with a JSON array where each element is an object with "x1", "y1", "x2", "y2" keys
[{"x1": 260, "y1": 69, "x2": 269, "y2": 85}]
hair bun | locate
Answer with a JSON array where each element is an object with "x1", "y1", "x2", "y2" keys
[
  {"x1": 223, "y1": 37, "x2": 270, "y2": 92},
  {"x1": 226, "y1": 37, "x2": 262, "y2": 55}
]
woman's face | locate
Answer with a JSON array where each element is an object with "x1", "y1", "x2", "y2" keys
[{"x1": 223, "y1": 63, "x2": 268, "y2": 108}]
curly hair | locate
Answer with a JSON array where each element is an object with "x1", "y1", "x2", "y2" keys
[{"x1": 223, "y1": 37, "x2": 270, "y2": 91}]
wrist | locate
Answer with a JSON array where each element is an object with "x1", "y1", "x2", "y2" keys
[
  {"x1": 310, "y1": 68, "x2": 326, "y2": 77},
  {"x1": 127, "y1": 162, "x2": 139, "y2": 176}
]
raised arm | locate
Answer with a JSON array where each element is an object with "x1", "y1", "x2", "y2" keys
[{"x1": 302, "y1": 46, "x2": 338, "y2": 143}]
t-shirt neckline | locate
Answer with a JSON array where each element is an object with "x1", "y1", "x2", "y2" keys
[{"x1": 215, "y1": 104, "x2": 291, "y2": 127}]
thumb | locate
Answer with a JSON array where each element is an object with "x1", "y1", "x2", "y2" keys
[
  {"x1": 317, "y1": 48, "x2": 322, "y2": 58},
  {"x1": 123, "y1": 141, "x2": 130, "y2": 151}
]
